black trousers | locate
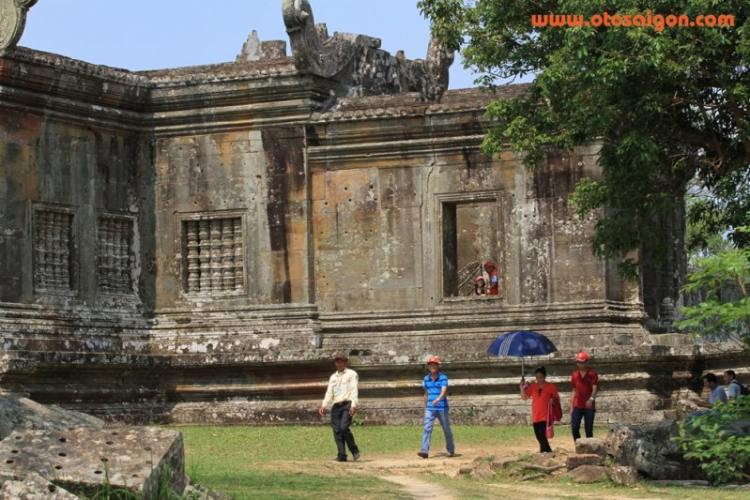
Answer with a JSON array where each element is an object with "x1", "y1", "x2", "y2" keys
[
  {"x1": 331, "y1": 401, "x2": 359, "y2": 459},
  {"x1": 533, "y1": 421, "x2": 552, "y2": 453}
]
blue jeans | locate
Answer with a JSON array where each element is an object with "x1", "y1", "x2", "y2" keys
[
  {"x1": 421, "y1": 410, "x2": 455, "y2": 455},
  {"x1": 571, "y1": 407, "x2": 595, "y2": 441}
]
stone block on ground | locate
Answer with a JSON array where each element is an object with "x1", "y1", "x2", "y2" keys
[
  {"x1": 184, "y1": 484, "x2": 233, "y2": 500},
  {"x1": 0, "y1": 395, "x2": 104, "y2": 440},
  {"x1": 489, "y1": 456, "x2": 518, "y2": 470},
  {"x1": 606, "y1": 420, "x2": 688, "y2": 480},
  {"x1": 471, "y1": 461, "x2": 496, "y2": 480},
  {"x1": 0, "y1": 427, "x2": 185, "y2": 499},
  {"x1": 575, "y1": 437, "x2": 606, "y2": 456},
  {"x1": 568, "y1": 465, "x2": 609, "y2": 483},
  {"x1": 609, "y1": 465, "x2": 639, "y2": 485},
  {"x1": 648, "y1": 480, "x2": 710, "y2": 488},
  {"x1": 531, "y1": 453, "x2": 564, "y2": 469},
  {"x1": 566, "y1": 453, "x2": 604, "y2": 470},
  {"x1": 0, "y1": 472, "x2": 79, "y2": 499}
]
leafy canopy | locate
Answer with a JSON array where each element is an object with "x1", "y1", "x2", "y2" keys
[
  {"x1": 677, "y1": 226, "x2": 750, "y2": 344},
  {"x1": 419, "y1": 0, "x2": 750, "y2": 277}
]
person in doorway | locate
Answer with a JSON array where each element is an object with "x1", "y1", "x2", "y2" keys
[
  {"x1": 570, "y1": 351, "x2": 599, "y2": 441},
  {"x1": 474, "y1": 275, "x2": 486, "y2": 296},
  {"x1": 520, "y1": 366, "x2": 560, "y2": 453},
  {"x1": 319, "y1": 353, "x2": 361, "y2": 462},
  {"x1": 418, "y1": 356, "x2": 455, "y2": 459},
  {"x1": 483, "y1": 261, "x2": 500, "y2": 296}
]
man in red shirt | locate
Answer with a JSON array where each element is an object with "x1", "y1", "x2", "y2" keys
[
  {"x1": 570, "y1": 351, "x2": 598, "y2": 441},
  {"x1": 483, "y1": 261, "x2": 500, "y2": 296}
]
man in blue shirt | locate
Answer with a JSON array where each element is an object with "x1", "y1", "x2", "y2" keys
[
  {"x1": 418, "y1": 356, "x2": 455, "y2": 459},
  {"x1": 687, "y1": 372, "x2": 728, "y2": 422},
  {"x1": 723, "y1": 370, "x2": 744, "y2": 401}
]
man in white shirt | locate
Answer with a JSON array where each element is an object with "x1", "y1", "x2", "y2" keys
[{"x1": 319, "y1": 353, "x2": 361, "y2": 462}]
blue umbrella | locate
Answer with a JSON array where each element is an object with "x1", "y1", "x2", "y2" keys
[{"x1": 487, "y1": 330, "x2": 558, "y2": 380}]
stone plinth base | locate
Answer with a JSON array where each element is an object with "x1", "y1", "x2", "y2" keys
[{"x1": 0, "y1": 427, "x2": 185, "y2": 499}]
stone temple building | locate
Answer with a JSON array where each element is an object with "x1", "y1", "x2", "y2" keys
[{"x1": 0, "y1": 0, "x2": 743, "y2": 425}]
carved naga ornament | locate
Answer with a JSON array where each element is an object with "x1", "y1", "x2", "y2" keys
[
  {"x1": 0, "y1": 0, "x2": 37, "y2": 52},
  {"x1": 282, "y1": 0, "x2": 454, "y2": 101}
]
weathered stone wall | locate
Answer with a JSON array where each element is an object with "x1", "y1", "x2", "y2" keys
[
  {"x1": 0, "y1": 5, "x2": 735, "y2": 426},
  {"x1": 152, "y1": 128, "x2": 309, "y2": 309},
  {"x1": 307, "y1": 93, "x2": 631, "y2": 312},
  {"x1": 0, "y1": 50, "x2": 156, "y2": 367}
]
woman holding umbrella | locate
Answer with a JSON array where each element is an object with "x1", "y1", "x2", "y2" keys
[{"x1": 520, "y1": 366, "x2": 560, "y2": 453}]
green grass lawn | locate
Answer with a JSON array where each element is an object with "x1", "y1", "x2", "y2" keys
[
  {"x1": 180, "y1": 424, "x2": 528, "y2": 499},
  {"x1": 179, "y1": 425, "x2": 749, "y2": 500}
]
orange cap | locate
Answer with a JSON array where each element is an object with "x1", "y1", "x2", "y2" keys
[
  {"x1": 427, "y1": 356, "x2": 441, "y2": 365},
  {"x1": 575, "y1": 351, "x2": 589, "y2": 362}
]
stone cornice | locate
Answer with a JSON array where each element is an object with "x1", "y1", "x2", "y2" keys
[
  {"x1": 0, "y1": 48, "x2": 338, "y2": 134},
  {"x1": 308, "y1": 134, "x2": 488, "y2": 168}
]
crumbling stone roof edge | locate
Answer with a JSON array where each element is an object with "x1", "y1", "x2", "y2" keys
[
  {"x1": 6, "y1": 47, "x2": 300, "y2": 87},
  {"x1": 312, "y1": 84, "x2": 533, "y2": 122}
]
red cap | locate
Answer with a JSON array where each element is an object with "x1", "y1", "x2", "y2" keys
[
  {"x1": 427, "y1": 356, "x2": 441, "y2": 365},
  {"x1": 475, "y1": 275, "x2": 485, "y2": 282},
  {"x1": 575, "y1": 351, "x2": 589, "y2": 362},
  {"x1": 334, "y1": 353, "x2": 348, "y2": 361}
]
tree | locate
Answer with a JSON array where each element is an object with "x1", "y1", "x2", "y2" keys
[
  {"x1": 419, "y1": 0, "x2": 750, "y2": 278},
  {"x1": 677, "y1": 227, "x2": 750, "y2": 345}
]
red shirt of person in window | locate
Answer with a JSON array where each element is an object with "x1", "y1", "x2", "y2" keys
[{"x1": 484, "y1": 261, "x2": 500, "y2": 296}]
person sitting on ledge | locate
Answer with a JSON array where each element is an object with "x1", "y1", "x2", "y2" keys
[{"x1": 687, "y1": 372, "x2": 728, "y2": 421}]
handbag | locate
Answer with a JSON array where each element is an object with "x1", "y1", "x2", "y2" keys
[{"x1": 546, "y1": 403, "x2": 555, "y2": 439}]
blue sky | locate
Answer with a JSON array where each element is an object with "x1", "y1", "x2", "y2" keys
[{"x1": 20, "y1": 0, "x2": 481, "y2": 90}]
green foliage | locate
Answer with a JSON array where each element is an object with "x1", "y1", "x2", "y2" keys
[
  {"x1": 464, "y1": 404, "x2": 477, "y2": 418},
  {"x1": 677, "y1": 226, "x2": 750, "y2": 345},
  {"x1": 675, "y1": 397, "x2": 750, "y2": 485},
  {"x1": 419, "y1": 0, "x2": 750, "y2": 276}
]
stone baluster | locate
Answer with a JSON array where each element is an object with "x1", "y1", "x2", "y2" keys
[
  {"x1": 210, "y1": 220, "x2": 223, "y2": 290},
  {"x1": 51, "y1": 212, "x2": 63, "y2": 288},
  {"x1": 98, "y1": 218, "x2": 110, "y2": 290},
  {"x1": 60, "y1": 213, "x2": 71, "y2": 289},
  {"x1": 198, "y1": 220, "x2": 211, "y2": 291},
  {"x1": 115, "y1": 219, "x2": 127, "y2": 291},
  {"x1": 233, "y1": 218, "x2": 244, "y2": 290},
  {"x1": 221, "y1": 219, "x2": 235, "y2": 290},
  {"x1": 34, "y1": 212, "x2": 48, "y2": 289},
  {"x1": 186, "y1": 221, "x2": 200, "y2": 293}
]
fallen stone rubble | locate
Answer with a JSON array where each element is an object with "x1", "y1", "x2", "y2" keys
[
  {"x1": 459, "y1": 420, "x2": 750, "y2": 488},
  {"x1": 0, "y1": 393, "x2": 190, "y2": 499}
]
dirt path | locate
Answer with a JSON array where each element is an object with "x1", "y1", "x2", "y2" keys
[
  {"x1": 379, "y1": 474, "x2": 456, "y2": 500},
  {"x1": 487, "y1": 483, "x2": 670, "y2": 500}
]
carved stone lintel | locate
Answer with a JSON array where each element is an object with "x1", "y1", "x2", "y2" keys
[
  {"x1": 282, "y1": 0, "x2": 454, "y2": 100},
  {"x1": 0, "y1": 0, "x2": 38, "y2": 52}
]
